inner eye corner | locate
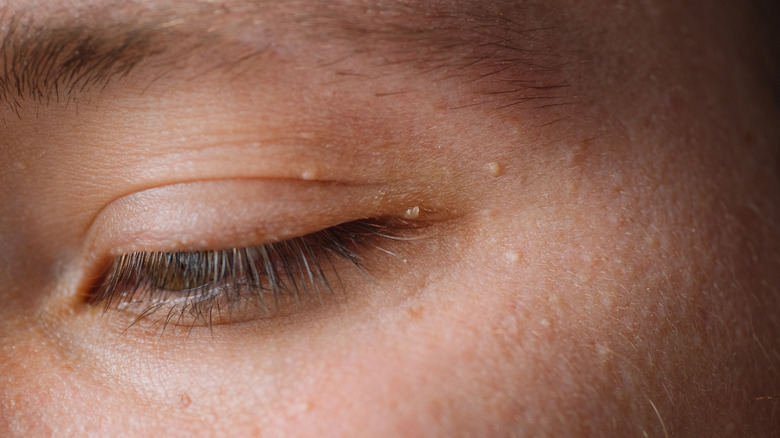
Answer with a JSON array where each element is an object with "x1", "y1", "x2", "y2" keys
[{"x1": 77, "y1": 255, "x2": 120, "y2": 307}]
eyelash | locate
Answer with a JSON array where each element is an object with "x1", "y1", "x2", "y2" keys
[{"x1": 87, "y1": 219, "x2": 402, "y2": 330}]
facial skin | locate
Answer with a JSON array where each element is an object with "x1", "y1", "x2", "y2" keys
[{"x1": 1, "y1": 0, "x2": 779, "y2": 436}]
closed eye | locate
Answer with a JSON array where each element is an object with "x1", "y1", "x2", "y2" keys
[{"x1": 86, "y1": 219, "x2": 411, "y2": 332}]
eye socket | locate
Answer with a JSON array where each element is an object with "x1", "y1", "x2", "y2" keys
[{"x1": 86, "y1": 219, "x2": 411, "y2": 330}]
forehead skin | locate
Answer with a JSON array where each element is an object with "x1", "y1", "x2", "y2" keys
[{"x1": 1, "y1": 0, "x2": 779, "y2": 437}]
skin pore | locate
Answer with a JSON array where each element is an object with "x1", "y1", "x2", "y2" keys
[{"x1": 1, "y1": 0, "x2": 779, "y2": 436}]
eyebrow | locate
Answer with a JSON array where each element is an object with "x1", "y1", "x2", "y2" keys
[
  {"x1": 0, "y1": 0, "x2": 571, "y2": 113},
  {"x1": 0, "y1": 4, "x2": 198, "y2": 111}
]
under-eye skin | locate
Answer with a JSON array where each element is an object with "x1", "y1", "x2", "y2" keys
[{"x1": 87, "y1": 219, "x2": 407, "y2": 331}]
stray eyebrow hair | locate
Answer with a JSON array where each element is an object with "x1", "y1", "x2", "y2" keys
[{"x1": 0, "y1": 0, "x2": 571, "y2": 113}]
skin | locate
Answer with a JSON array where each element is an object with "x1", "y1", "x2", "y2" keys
[{"x1": 1, "y1": 0, "x2": 779, "y2": 436}]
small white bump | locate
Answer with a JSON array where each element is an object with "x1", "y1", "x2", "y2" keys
[
  {"x1": 487, "y1": 162, "x2": 504, "y2": 177},
  {"x1": 302, "y1": 169, "x2": 319, "y2": 180},
  {"x1": 504, "y1": 250, "x2": 522, "y2": 263},
  {"x1": 404, "y1": 206, "x2": 420, "y2": 219}
]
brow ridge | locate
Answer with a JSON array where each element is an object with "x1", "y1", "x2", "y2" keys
[{"x1": 0, "y1": 0, "x2": 571, "y2": 113}]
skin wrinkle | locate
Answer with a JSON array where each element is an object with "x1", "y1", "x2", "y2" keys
[{"x1": 0, "y1": 0, "x2": 572, "y2": 113}]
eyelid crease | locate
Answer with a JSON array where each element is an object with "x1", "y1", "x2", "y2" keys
[{"x1": 84, "y1": 178, "x2": 396, "y2": 259}]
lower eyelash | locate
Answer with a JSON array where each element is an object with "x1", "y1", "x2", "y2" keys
[{"x1": 87, "y1": 219, "x2": 403, "y2": 330}]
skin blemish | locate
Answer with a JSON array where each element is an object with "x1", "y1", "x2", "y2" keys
[
  {"x1": 301, "y1": 169, "x2": 319, "y2": 180},
  {"x1": 407, "y1": 305, "x2": 424, "y2": 319},
  {"x1": 487, "y1": 162, "x2": 504, "y2": 177},
  {"x1": 179, "y1": 393, "x2": 192, "y2": 409},
  {"x1": 404, "y1": 206, "x2": 420, "y2": 219},
  {"x1": 504, "y1": 250, "x2": 523, "y2": 263},
  {"x1": 290, "y1": 400, "x2": 316, "y2": 415}
]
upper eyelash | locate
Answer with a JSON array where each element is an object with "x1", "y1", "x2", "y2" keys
[{"x1": 86, "y1": 219, "x2": 402, "y2": 330}]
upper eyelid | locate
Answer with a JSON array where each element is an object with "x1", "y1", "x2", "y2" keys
[
  {"x1": 83, "y1": 179, "x2": 391, "y2": 259},
  {"x1": 75, "y1": 177, "x2": 452, "y2": 313}
]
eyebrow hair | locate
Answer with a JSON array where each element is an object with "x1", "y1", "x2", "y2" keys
[
  {"x1": 0, "y1": 5, "x2": 198, "y2": 112},
  {"x1": 0, "y1": 0, "x2": 571, "y2": 113}
]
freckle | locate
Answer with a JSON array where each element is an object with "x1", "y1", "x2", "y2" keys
[
  {"x1": 487, "y1": 162, "x2": 504, "y2": 177},
  {"x1": 404, "y1": 206, "x2": 420, "y2": 219},
  {"x1": 504, "y1": 250, "x2": 523, "y2": 263}
]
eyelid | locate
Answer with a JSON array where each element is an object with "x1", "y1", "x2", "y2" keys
[
  {"x1": 84, "y1": 178, "x2": 393, "y2": 258},
  {"x1": 77, "y1": 177, "x2": 444, "y2": 315},
  {"x1": 86, "y1": 220, "x2": 391, "y2": 328}
]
